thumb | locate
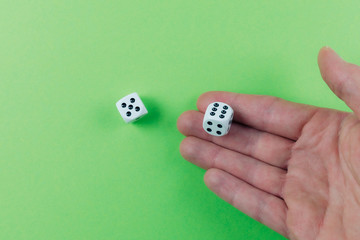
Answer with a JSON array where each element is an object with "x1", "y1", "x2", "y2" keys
[{"x1": 318, "y1": 46, "x2": 360, "y2": 117}]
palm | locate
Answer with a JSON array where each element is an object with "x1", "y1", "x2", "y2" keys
[
  {"x1": 284, "y1": 110, "x2": 360, "y2": 239},
  {"x1": 177, "y1": 47, "x2": 360, "y2": 240}
]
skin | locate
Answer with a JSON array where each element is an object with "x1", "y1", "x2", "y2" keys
[{"x1": 177, "y1": 47, "x2": 360, "y2": 240}]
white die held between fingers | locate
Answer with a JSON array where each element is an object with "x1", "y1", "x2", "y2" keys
[
  {"x1": 116, "y1": 92, "x2": 148, "y2": 123},
  {"x1": 203, "y1": 102, "x2": 234, "y2": 136}
]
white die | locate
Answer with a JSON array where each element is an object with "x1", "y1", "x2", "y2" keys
[
  {"x1": 116, "y1": 92, "x2": 148, "y2": 123},
  {"x1": 203, "y1": 102, "x2": 234, "y2": 136}
]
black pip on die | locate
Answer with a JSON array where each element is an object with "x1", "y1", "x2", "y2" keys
[
  {"x1": 203, "y1": 102, "x2": 234, "y2": 136},
  {"x1": 116, "y1": 92, "x2": 148, "y2": 123}
]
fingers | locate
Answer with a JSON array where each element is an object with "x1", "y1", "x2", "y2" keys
[
  {"x1": 180, "y1": 136, "x2": 286, "y2": 197},
  {"x1": 204, "y1": 168, "x2": 288, "y2": 237},
  {"x1": 318, "y1": 46, "x2": 360, "y2": 118},
  {"x1": 177, "y1": 110, "x2": 294, "y2": 169},
  {"x1": 196, "y1": 91, "x2": 318, "y2": 140}
]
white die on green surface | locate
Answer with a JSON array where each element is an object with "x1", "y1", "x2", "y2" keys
[
  {"x1": 203, "y1": 102, "x2": 234, "y2": 136},
  {"x1": 116, "y1": 92, "x2": 148, "y2": 123}
]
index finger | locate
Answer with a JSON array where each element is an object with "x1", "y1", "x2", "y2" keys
[{"x1": 197, "y1": 91, "x2": 318, "y2": 140}]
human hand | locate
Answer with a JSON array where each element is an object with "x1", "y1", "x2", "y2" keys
[{"x1": 177, "y1": 47, "x2": 360, "y2": 239}]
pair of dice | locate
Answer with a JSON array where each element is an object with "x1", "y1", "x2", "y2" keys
[{"x1": 116, "y1": 93, "x2": 233, "y2": 136}]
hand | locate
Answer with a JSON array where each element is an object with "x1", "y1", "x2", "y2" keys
[{"x1": 177, "y1": 47, "x2": 360, "y2": 240}]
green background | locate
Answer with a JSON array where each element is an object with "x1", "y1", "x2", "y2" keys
[{"x1": 1, "y1": 1, "x2": 359, "y2": 239}]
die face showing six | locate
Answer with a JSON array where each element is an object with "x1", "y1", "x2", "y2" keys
[
  {"x1": 116, "y1": 92, "x2": 148, "y2": 123},
  {"x1": 203, "y1": 102, "x2": 233, "y2": 136}
]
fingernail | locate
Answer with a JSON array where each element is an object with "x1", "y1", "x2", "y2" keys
[
  {"x1": 323, "y1": 46, "x2": 344, "y2": 61},
  {"x1": 322, "y1": 46, "x2": 333, "y2": 51}
]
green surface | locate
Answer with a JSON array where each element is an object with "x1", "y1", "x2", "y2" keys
[{"x1": 1, "y1": 1, "x2": 359, "y2": 239}]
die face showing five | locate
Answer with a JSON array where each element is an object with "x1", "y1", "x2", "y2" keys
[
  {"x1": 203, "y1": 102, "x2": 233, "y2": 136},
  {"x1": 116, "y1": 92, "x2": 148, "y2": 123}
]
